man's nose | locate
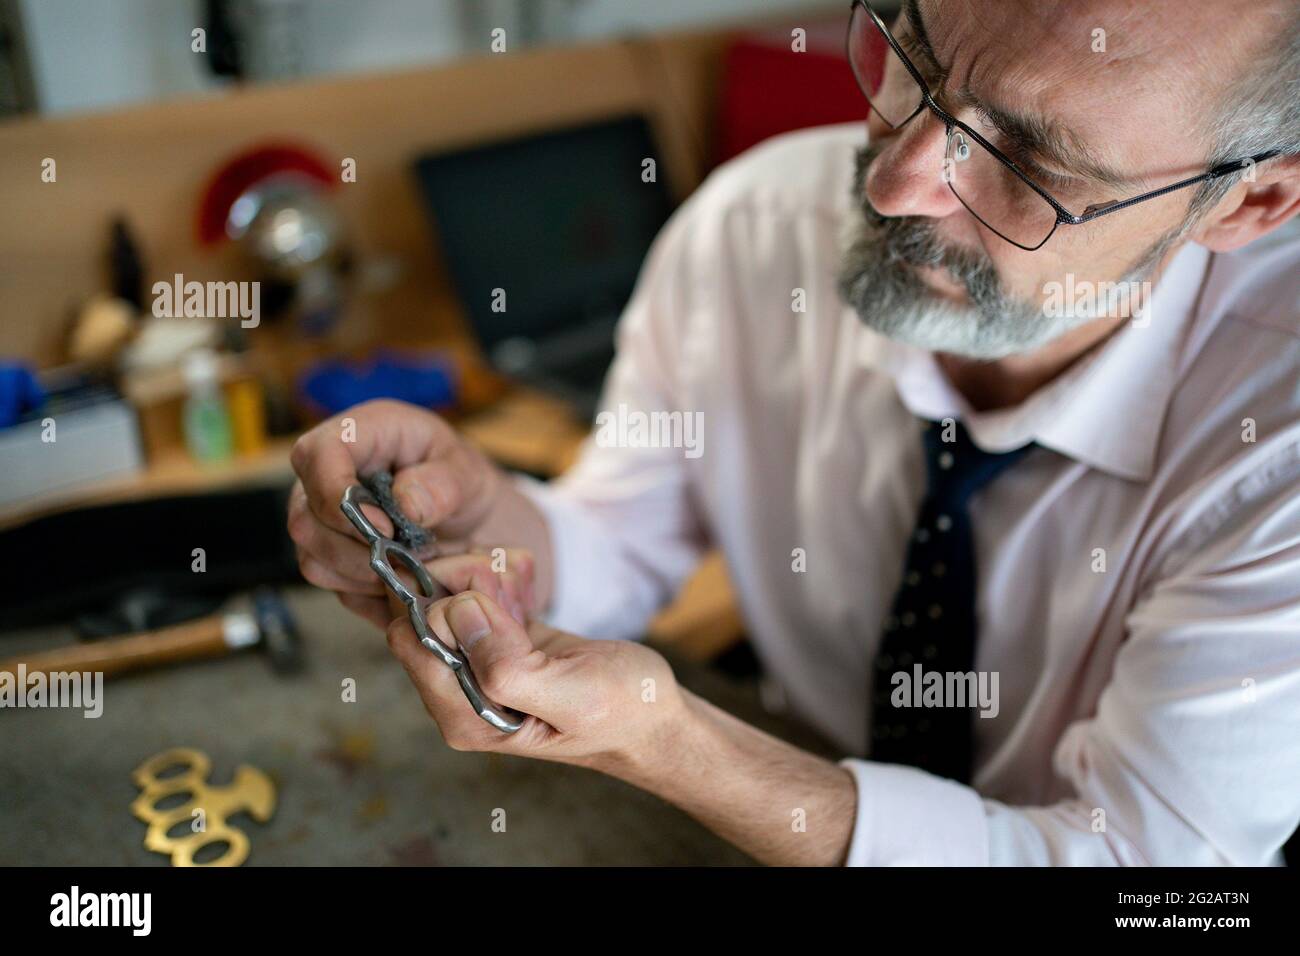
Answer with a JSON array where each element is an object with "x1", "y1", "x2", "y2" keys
[{"x1": 864, "y1": 115, "x2": 966, "y2": 220}]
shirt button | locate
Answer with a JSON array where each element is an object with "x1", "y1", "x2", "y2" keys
[
  {"x1": 935, "y1": 514, "x2": 953, "y2": 532},
  {"x1": 928, "y1": 604, "x2": 943, "y2": 620},
  {"x1": 916, "y1": 528, "x2": 931, "y2": 543},
  {"x1": 906, "y1": 571, "x2": 921, "y2": 586},
  {"x1": 901, "y1": 611, "x2": 916, "y2": 628},
  {"x1": 932, "y1": 562, "x2": 946, "y2": 577},
  {"x1": 938, "y1": 451, "x2": 954, "y2": 470}
]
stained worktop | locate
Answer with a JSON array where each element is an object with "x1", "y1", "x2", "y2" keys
[{"x1": 0, "y1": 586, "x2": 836, "y2": 866}]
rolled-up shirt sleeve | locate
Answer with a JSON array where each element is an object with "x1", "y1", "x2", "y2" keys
[
  {"x1": 516, "y1": 198, "x2": 711, "y2": 641},
  {"x1": 840, "y1": 447, "x2": 1300, "y2": 865}
]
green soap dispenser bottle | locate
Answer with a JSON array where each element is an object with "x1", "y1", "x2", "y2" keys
[{"x1": 182, "y1": 349, "x2": 234, "y2": 463}]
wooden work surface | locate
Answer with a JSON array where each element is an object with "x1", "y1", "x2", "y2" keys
[{"x1": 0, "y1": 586, "x2": 834, "y2": 866}]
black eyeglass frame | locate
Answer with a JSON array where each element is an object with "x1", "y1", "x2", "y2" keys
[{"x1": 847, "y1": 0, "x2": 1282, "y2": 251}]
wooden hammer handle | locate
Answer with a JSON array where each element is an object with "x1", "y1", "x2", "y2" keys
[{"x1": 0, "y1": 615, "x2": 236, "y2": 680}]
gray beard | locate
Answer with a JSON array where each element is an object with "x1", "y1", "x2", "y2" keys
[{"x1": 836, "y1": 142, "x2": 1179, "y2": 360}]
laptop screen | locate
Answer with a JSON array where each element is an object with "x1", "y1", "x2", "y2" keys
[{"x1": 412, "y1": 114, "x2": 675, "y2": 350}]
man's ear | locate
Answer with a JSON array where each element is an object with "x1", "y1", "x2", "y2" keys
[{"x1": 1193, "y1": 155, "x2": 1300, "y2": 253}]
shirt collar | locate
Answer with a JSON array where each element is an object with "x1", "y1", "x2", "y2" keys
[{"x1": 856, "y1": 242, "x2": 1212, "y2": 482}]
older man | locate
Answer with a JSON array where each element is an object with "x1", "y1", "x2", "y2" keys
[{"x1": 288, "y1": 0, "x2": 1300, "y2": 865}]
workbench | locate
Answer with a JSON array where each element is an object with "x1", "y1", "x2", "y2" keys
[{"x1": 0, "y1": 586, "x2": 835, "y2": 866}]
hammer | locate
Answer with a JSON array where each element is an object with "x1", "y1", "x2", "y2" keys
[{"x1": 0, "y1": 588, "x2": 302, "y2": 681}]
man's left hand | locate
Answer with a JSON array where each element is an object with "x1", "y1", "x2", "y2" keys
[{"x1": 385, "y1": 586, "x2": 683, "y2": 776}]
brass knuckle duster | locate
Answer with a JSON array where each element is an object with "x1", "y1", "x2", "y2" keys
[{"x1": 131, "y1": 747, "x2": 276, "y2": 867}]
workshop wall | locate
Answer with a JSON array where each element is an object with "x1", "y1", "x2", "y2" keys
[
  {"x1": 18, "y1": 0, "x2": 837, "y2": 115},
  {"x1": 0, "y1": 28, "x2": 727, "y2": 367}
]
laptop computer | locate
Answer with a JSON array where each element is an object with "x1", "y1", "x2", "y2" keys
[{"x1": 412, "y1": 114, "x2": 676, "y2": 420}]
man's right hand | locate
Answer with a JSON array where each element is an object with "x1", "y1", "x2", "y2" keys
[{"x1": 287, "y1": 399, "x2": 512, "y2": 627}]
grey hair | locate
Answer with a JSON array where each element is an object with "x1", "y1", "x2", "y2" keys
[{"x1": 1189, "y1": 4, "x2": 1300, "y2": 219}]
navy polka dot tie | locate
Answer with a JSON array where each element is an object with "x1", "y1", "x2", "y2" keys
[{"x1": 868, "y1": 418, "x2": 1035, "y2": 783}]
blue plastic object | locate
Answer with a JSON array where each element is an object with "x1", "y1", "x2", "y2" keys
[
  {"x1": 0, "y1": 363, "x2": 46, "y2": 428},
  {"x1": 298, "y1": 351, "x2": 457, "y2": 417}
]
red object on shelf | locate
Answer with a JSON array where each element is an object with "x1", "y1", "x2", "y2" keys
[
  {"x1": 196, "y1": 143, "x2": 337, "y2": 245},
  {"x1": 713, "y1": 22, "x2": 878, "y2": 168}
]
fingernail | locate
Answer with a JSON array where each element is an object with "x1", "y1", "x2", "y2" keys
[
  {"x1": 447, "y1": 596, "x2": 491, "y2": 648},
  {"x1": 400, "y1": 484, "x2": 435, "y2": 524}
]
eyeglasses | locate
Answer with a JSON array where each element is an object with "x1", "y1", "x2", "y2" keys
[{"x1": 846, "y1": 0, "x2": 1281, "y2": 250}]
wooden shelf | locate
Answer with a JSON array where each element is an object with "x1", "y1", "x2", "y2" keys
[
  {"x1": 0, "y1": 385, "x2": 743, "y2": 661},
  {"x1": 0, "y1": 379, "x2": 576, "y2": 534},
  {"x1": 458, "y1": 388, "x2": 591, "y2": 477},
  {"x1": 0, "y1": 437, "x2": 296, "y2": 532}
]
